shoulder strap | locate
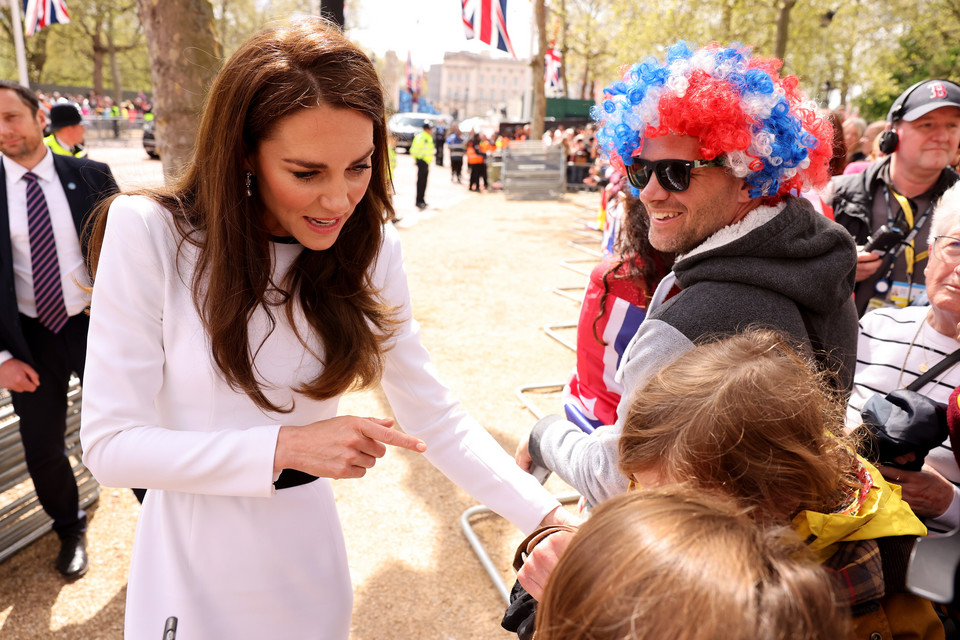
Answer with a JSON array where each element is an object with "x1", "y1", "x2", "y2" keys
[{"x1": 906, "y1": 347, "x2": 960, "y2": 391}]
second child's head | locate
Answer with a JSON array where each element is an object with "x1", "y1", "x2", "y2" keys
[
  {"x1": 619, "y1": 330, "x2": 859, "y2": 522},
  {"x1": 535, "y1": 489, "x2": 850, "y2": 640}
]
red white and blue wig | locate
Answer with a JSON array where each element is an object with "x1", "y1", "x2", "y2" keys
[{"x1": 592, "y1": 42, "x2": 834, "y2": 200}]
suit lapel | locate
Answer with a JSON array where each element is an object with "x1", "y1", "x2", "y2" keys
[
  {"x1": 52, "y1": 154, "x2": 87, "y2": 234},
  {"x1": 0, "y1": 162, "x2": 12, "y2": 285}
]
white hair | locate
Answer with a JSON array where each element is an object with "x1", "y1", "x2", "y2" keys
[{"x1": 929, "y1": 181, "x2": 960, "y2": 243}]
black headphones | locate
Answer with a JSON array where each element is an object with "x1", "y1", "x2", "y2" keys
[{"x1": 877, "y1": 81, "x2": 928, "y2": 155}]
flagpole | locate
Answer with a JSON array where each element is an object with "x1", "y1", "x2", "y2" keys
[{"x1": 8, "y1": 0, "x2": 30, "y2": 87}]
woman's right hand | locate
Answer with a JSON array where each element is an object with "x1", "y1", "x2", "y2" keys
[{"x1": 274, "y1": 416, "x2": 426, "y2": 479}]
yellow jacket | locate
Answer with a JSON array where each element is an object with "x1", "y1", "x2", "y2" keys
[
  {"x1": 793, "y1": 459, "x2": 927, "y2": 562},
  {"x1": 793, "y1": 459, "x2": 941, "y2": 640},
  {"x1": 44, "y1": 134, "x2": 86, "y2": 158},
  {"x1": 409, "y1": 131, "x2": 435, "y2": 162}
]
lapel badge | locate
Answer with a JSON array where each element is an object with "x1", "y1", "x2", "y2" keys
[{"x1": 66, "y1": 182, "x2": 77, "y2": 190}]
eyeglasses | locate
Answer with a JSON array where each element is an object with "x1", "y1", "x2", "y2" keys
[
  {"x1": 625, "y1": 157, "x2": 726, "y2": 192},
  {"x1": 932, "y1": 235, "x2": 960, "y2": 264}
]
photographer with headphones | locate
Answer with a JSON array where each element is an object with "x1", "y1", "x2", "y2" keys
[{"x1": 831, "y1": 80, "x2": 960, "y2": 316}]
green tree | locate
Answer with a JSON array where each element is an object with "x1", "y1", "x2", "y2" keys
[
  {"x1": 562, "y1": 0, "x2": 617, "y2": 100},
  {"x1": 68, "y1": 0, "x2": 145, "y2": 101},
  {"x1": 0, "y1": 14, "x2": 52, "y2": 82},
  {"x1": 1, "y1": 0, "x2": 151, "y2": 94}
]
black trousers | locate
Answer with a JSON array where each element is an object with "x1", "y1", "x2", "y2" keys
[
  {"x1": 416, "y1": 159, "x2": 429, "y2": 206},
  {"x1": 469, "y1": 163, "x2": 484, "y2": 190},
  {"x1": 11, "y1": 313, "x2": 89, "y2": 537},
  {"x1": 450, "y1": 157, "x2": 463, "y2": 181}
]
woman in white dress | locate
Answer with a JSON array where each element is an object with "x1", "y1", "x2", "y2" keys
[{"x1": 80, "y1": 17, "x2": 570, "y2": 639}]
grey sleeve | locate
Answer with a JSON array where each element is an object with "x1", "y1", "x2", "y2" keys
[
  {"x1": 613, "y1": 318, "x2": 695, "y2": 424},
  {"x1": 528, "y1": 319, "x2": 694, "y2": 506}
]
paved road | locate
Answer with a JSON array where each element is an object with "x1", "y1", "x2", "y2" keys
[
  {"x1": 86, "y1": 145, "x2": 164, "y2": 191},
  {"x1": 86, "y1": 143, "x2": 476, "y2": 228}
]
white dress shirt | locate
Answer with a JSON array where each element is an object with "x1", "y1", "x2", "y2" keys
[{"x1": 0, "y1": 151, "x2": 91, "y2": 366}]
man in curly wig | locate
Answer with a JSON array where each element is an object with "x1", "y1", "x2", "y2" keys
[{"x1": 516, "y1": 42, "x2": 860, "y2": 512}]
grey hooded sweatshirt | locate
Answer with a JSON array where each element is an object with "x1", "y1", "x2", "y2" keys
[{"x1": 528, "y1": 196, "x2": 859, "y2": 506}]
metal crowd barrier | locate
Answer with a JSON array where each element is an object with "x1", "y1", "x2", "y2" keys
[
  {"x1": 0, "y1": 379, "x2": 99, "y2": 564},
  {"x1": 501, "y1": 141, "x2": 566, "y2": 200},
  {"x1": 80, "y1": 115, "x2": 147, "y2": 142}
]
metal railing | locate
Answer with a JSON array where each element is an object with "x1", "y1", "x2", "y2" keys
[
  {"x1": 501, "y1": 141, "x2": 567, "y2": 201},
  {"x1": 79, "y1": 115, "x2": 148, "y2": 143},
  {"x1": 0, "y1": 379, "x2": 99, "y2": 564}
]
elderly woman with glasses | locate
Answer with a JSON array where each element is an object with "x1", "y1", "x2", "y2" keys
[{"x1": 847, "y1": 181, "x2": 960, "y2": 534}]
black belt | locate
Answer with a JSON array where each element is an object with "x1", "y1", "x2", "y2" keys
[{"x1": 274, "y1": 469, "x2": 319, "y2": 490}]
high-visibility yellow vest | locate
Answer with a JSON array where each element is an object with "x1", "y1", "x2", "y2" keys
[
  {"x1": 44, "y1": 134, "x2": 87, "y2": 158},
  {"x1": 409, "y1": 131, "x2": 435, "y2": 162}
]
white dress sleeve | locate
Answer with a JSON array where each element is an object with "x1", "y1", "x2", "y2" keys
[
  {"x1": 80, "y1": 196, "x2": 280, "y2": 497},
  {"x1": 375, "y1": 224, "x2": 559, "y2": 534}
]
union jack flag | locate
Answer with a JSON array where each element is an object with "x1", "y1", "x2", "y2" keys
[
  {"x1": 545, "y1": 43, "x2": 563, "y2": 97},
  {"x1": 22, "y1": 0, "x2": 70, "y2": 37},
  {"x1": 462, "y1": 0, "x2": 516, "y2": 59}
]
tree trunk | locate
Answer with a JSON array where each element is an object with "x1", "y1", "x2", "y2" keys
[
  {"x1": 721, "y1": 0, "x2": 734, "y2": 41},
  {"x1": 28, "y1": 31, "x2": 50, "y2": 83},
  {"x1": 108, "y1": 31, "x2": 123, "y2": 104},
  {"x1": 531, "y1": 0, "x2": 547, "y2": 139},
  {"x1": 137, "y1": 0, "x2": 221, "y2": 182},
  {"x1": 774, "y1": 0, "x2": 797, "y2": 62},
  {"x1": 579, "y1": 59, "x2": 589, "y2": 100},
  {"x1": 92, "y1": 41, "x2": 105, "y2": 97},
  {"x1": 558, "y1": 0, "x2": 568, "y2": 99}
]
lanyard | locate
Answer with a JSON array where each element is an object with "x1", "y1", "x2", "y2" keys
[{"x1": 882, "y1": 186, "x2": 932, "y2": 278}]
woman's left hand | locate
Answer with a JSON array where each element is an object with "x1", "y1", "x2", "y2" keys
[{"x1": 877, "y1": 463, "x2": 955, "y2": 518}]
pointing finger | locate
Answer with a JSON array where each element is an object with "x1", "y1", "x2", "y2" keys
[{"x1": 359, "y1": 421, "x2": 426, "y2": 453}]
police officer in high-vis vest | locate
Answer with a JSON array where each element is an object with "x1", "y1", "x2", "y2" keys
[
  {"x1": 409, "y1": 122, "x2": 435, "y2": 210},
  {"x1": 44, "y1": 102, "x2": 87, "y2": 158}
]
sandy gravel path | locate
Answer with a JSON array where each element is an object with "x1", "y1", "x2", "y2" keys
[{"x1": 0, "y1": 181, "x2": 598, "y2": 639}]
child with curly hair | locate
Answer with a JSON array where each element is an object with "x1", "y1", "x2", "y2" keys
[{"x1": 617, "y1": 330, "x2": 938, "y2": 640}]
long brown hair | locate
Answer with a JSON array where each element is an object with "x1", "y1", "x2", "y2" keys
[
  {"x1": 536, "y1": 489, "x2": 850, "y2": 640},
  {"x1": 618, "y1": 329, "x2": 860, "y2": 522},
  {"x1": 86, "y1": 17, "x2": 398, "y2": 413},
  {"x1": 592, "y1": 192, "x2": 674, "y2": 344}
]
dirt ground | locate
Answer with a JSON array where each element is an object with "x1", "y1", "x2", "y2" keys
[{"x1": 0, "y1": 184, "x2": 600, "y2": 639}]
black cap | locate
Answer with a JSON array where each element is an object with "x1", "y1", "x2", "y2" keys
[
  {"x1": 48, "y1": 102, "x2": 84, "y2": 130},
  {"x1": 888, "y1": 80, "x2": 960, "y2": 123}
]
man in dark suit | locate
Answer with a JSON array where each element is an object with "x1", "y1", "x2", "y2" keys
[{"x1": 0, "y1": 80, "x2": 118, "y2": 578}]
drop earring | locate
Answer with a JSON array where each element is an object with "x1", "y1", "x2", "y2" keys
[{"x1": 245, "y1": 171, "x2": 254, "y2": 197}]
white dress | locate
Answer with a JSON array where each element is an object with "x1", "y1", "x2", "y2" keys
[{"x1": 80, "y1": 195, "x2": 557, "y2": 640}]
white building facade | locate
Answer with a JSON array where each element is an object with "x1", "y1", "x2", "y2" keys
[{"x1": 426, "y1": 51, "x2": 532, "y2": 121}]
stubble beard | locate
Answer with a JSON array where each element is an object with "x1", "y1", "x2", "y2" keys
[{"x1": 0, "y1": 136, "x2": 43, "y2": 164}]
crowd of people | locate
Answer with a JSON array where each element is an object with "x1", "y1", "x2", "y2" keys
[
  {"x1": 35, "y1": 89, "x2": 153, "y2": 124},
  {"x1": 395, "y1": 117, "x2": 607, "y2": 212},
  {"x1": 4, "y1": 14, "x2": 960, "y2": 640}
]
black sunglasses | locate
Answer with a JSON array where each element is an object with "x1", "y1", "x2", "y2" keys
[{"x1": 625, "y1": 157, "x2": 725, "y2": 192}]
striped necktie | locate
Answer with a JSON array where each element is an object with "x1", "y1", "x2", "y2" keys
[{"x1": 23, "y1": 172, "x2": 69, "y2": 333}]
